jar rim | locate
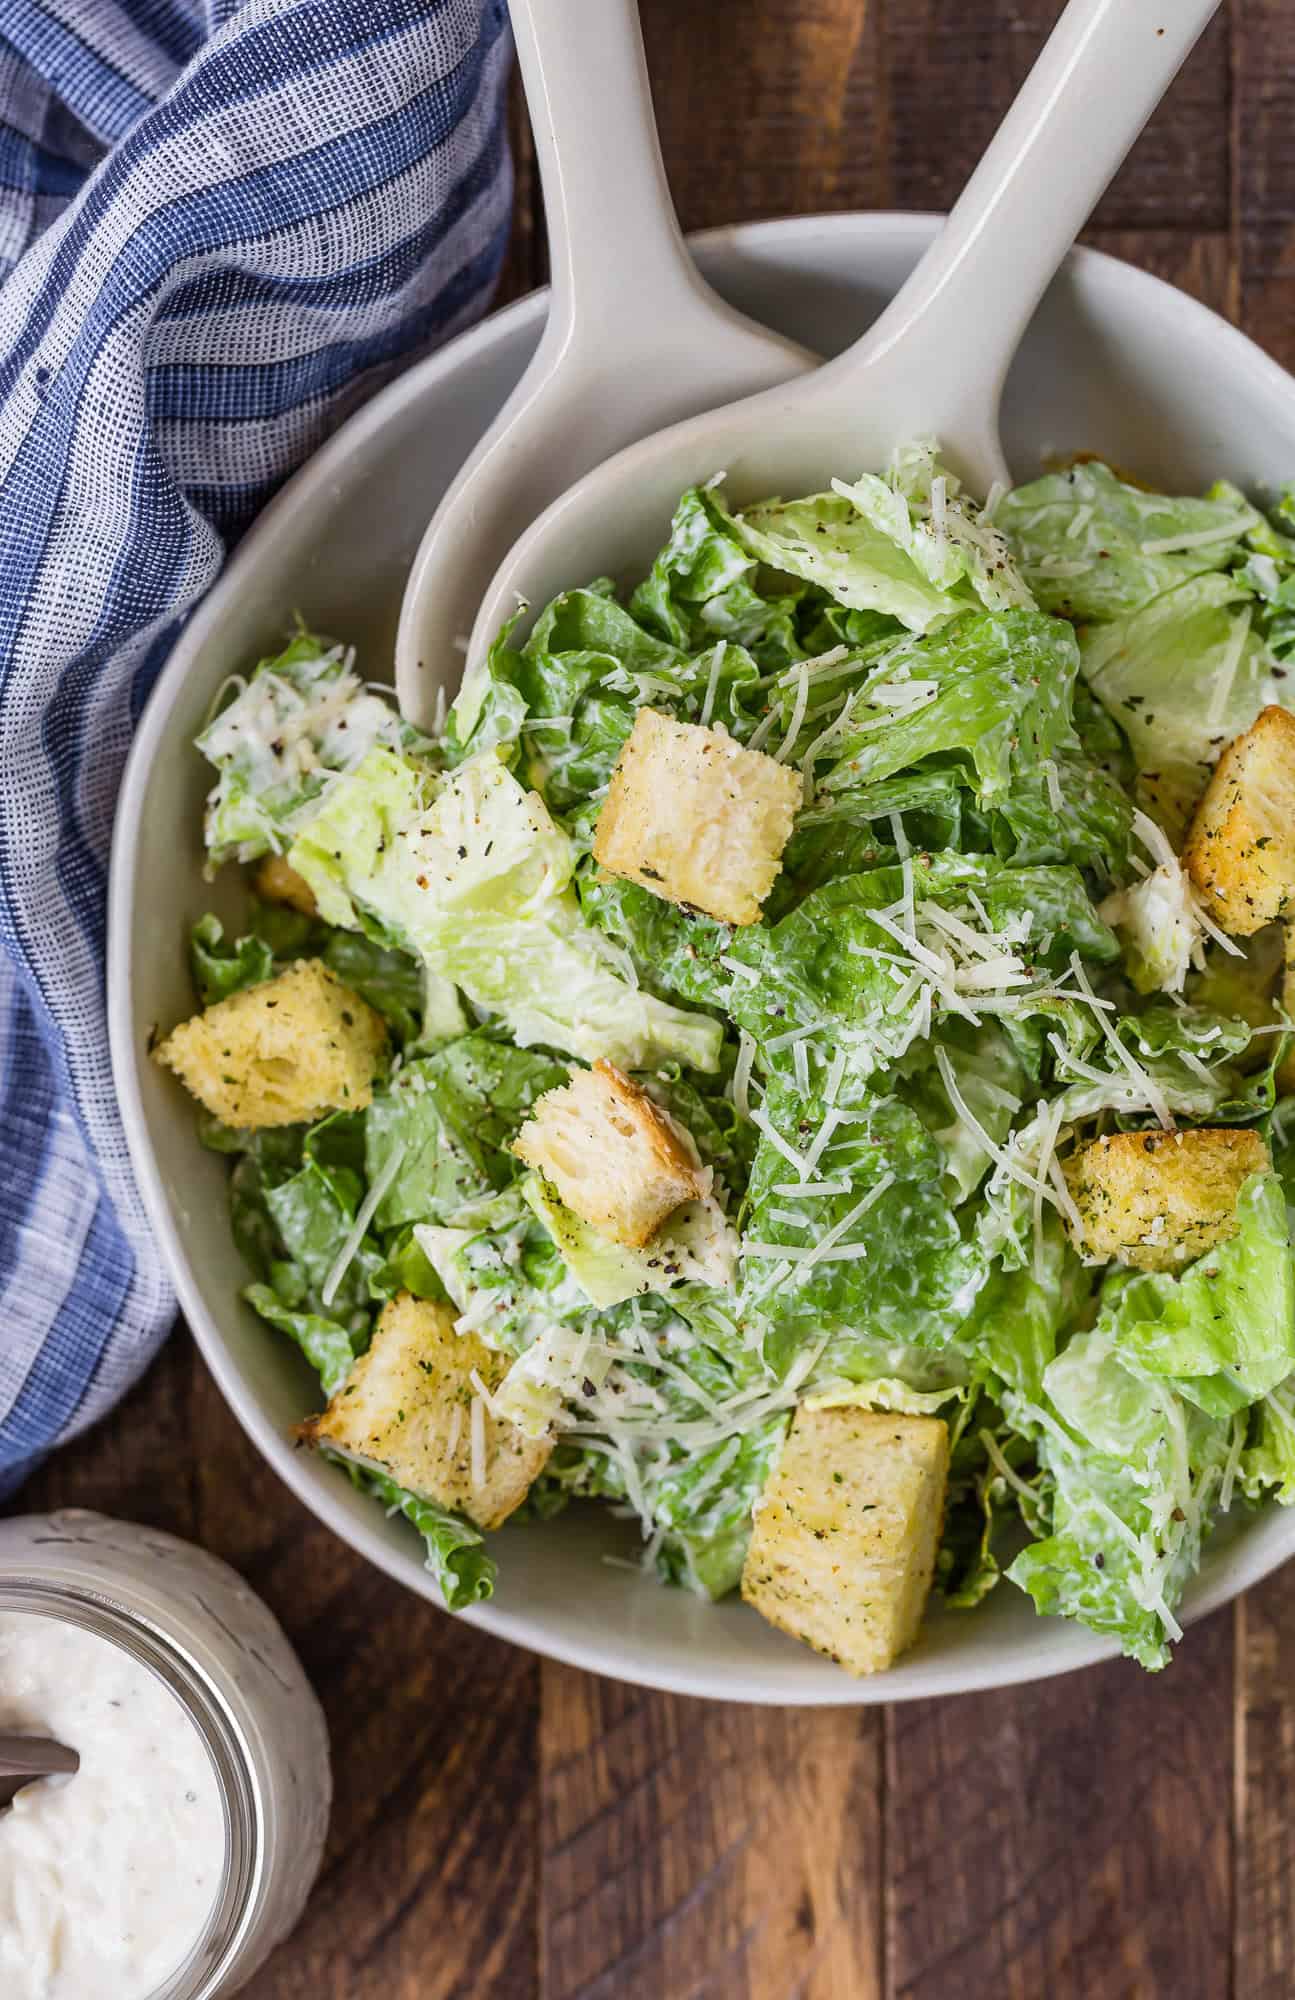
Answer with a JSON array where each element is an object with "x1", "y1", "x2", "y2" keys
[{"x1": 0, "y1": 1579, "x2": 263, "y2": 2000}]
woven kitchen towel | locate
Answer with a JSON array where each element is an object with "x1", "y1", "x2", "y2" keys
[{"x1": 0, "y1": 0, "x2": 514, "y2": 1492}]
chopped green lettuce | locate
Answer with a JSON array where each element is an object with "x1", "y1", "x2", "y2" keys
[
  {"x1": 199, "y1": 628, "x2": 433, "y2": 863},
  {"x1": 1097, "y1": 1173, "x2": 1295, "y2": 1418},
  {"x1": 190, "y1": 913, "x2": 274, "y2": 1003},
  {"x1": 1079, "y1": 572, "x2": 1285, "y2": 838},
  {"x1": 289, "y1": 748, "x2": 722, "y2": 1071},
  {"x1": 365, "y1": 1036, "x2": 566, "y2": 1230},
  {"x1": 1008, "y1": 1327, "x2": 1231, "y2": 1669},
  {"x1": 815, "y1": 608, "x2": 1080, "y2": 804},
  {"x1": 996, "y1": 462, "x2": 1259, "y2": 620},
  {"x1": 521, "y1": 1173, "x2": 738, "y2": 1309}
]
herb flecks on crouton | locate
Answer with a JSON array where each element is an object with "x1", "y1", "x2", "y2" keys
[
  {"x1": 253, "y1": 853, "x2": 318, "y2": 917},
  {"x1": 513, "y1": 1059, "x2": 700, "y2": 1249},
  {"x1": 154, "y1": 957, "x2": 386, "y2": 1127},
  {"x1": 299, "y1": 1293, "x2": 549, "y2": 1530},
  {"x1": 1184, "y1": 706, "x2": 1295, "y2": 936},
  {"x1": 592, "y1": 707, "x2": 802, "y2": 926},
  {"x1": 742, "y1": 1408, "x2": 949, "y2": 1676},
  {"x1": 1065, "y1": 1126, "x2": 1270, "y2": 1272}
]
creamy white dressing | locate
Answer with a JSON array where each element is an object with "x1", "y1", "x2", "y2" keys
[{"x1": 0, "y1": 1612, "x2": 225, "y2": 2000}]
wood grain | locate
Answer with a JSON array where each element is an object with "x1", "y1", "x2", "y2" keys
[
  {"x1": 1233, "y1": 1566, "x2": 1295, "y2": 2000},
  {"x1": 11, "y1": 7, "x2": 1295, "y2": 1999},
  {"x1": 1233, "y1": 0, "x2": 1295, "y2": 363},
  {"x1": 641, "y1": 0, "x2": 887, "y2": 227},
  {"x1": 885, "y1": 1617, "x2": 1234, "y2": 2000},
  {"x1": 1228, "y1": 3, "x2": 1295, "y2": 1996},
  {"x1": 539, "y1": 1665, "x2": 883, "y2": 2000},
  {"x1": 877, "y1": 0, "x2": 1230, "y2": 231}
]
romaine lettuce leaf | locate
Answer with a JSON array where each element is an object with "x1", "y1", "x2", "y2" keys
[
  {"x1": 741, "y1": 1080, "x2": 985, "y2": 1373},
  {"x1": 723, "y1": 445, "x2": 1031, "y2": 635},
  {"x1": 289, "y1": 748, "x2": 722, "y2": 1072},
  {"x1": 358, "y1": 1466, "x2": 496, "y2": 1609},
  {"x1": 996, "y1": 462, "x2": 1259, "y2": 621},
  {"x1": 190, "y1": 913, "x2": 274, "y2": 1003},
  {"x1": 651, "y1": 1414, "x2": 788, "y2": 1600},
  {"x1": 242, "y1": 1285, "x2": 363, "y2": 1394},
  {"x1": 245, "y1": 1261, "x2": 496, "y2": 1609},
  {"x1": 1079, "y1": 572, "x2": 1285, "y2": 838},
  {"x1": 416, "y1": 1188, "x2": 588, "y2": 1359},
  {"x1": 899, "y1": 1022, "x2": 1026, "y2": 1205},
  {"x1": 1097, "y1": 1172, "x2": 1294, "y2": 1418},
  {"x1": 521, "y1": 1173, "x2": 738, "y2": 1309},
  {"x1": 199, "y1": 629, "x2": 433, "y2": 863},
  {"x1": 365, "y1": 1036, "x2": 567, "y2": 1230},
  {"x1": 1241, "y1": 1376, "x2": 1295, "y2": 1504},
  {"x1": 814, "y1": 608, "x2": 1080, "y2": 804},
  {"x1": 1008, "y1": 1326, "x2": 1232, "y2": 1668},
  {"x1": 831, "y1": 444, "x2": 1032, "y2": 616},
  {"x1": 629, "y1": 485, "x2": 811, "y2": 666}
]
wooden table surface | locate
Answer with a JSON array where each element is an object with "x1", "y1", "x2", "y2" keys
[{"x1": 12, "y1": 4, "x2": 1295, "y2": 1996}]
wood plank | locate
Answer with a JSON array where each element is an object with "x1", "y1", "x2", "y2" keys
[
  {"x1": 184, "y1": 1351, "x2": 539, "y2": 2000},
  {"x1": 539, "y1": 1663, "x2": 884, "y2": 2000},
  {"x1": 641, "y1": 0, "x2": 887, "y2": 229},
  {"x1": 879, "y1": 0, "x2": 1230, "y2": 230},
  {"x1": 1234, "y1": 0, "x2": 1295, "y2": 371},
  {"x1": 1235, "y1": 1575, "x2": 1295, "y2": 2000},
  {"x1": 885, "y1": 1614, "x2": 1234, "y2": 2000},
  {"x1": 1084, "y1": 228, "x2": 1235, "y2": 319},
  {"x1": 1230, "y1": 2, "x2": 1295, "y2": 1992}
]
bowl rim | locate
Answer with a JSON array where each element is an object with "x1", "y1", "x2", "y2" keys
[{"x1": 109, "y1": 209, "x2": 1295, "y2": 1703}]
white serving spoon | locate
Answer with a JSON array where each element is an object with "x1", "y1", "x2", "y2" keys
[
  {"x1": 456, "y1": 0, "x2": 1220, "y2": 681},
  {"x1": 395, "y1": 0, "x2": 814, "y2": 729}
]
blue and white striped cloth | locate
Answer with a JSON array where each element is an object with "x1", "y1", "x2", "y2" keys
[{"x1": 0, "y1": 0, "x2": 514, "y2": 1493}]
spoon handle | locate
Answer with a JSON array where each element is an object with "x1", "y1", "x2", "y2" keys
[
  {"x1": 823, "y1": 0, "x2": 1221, "y2": 484},
  {"x1": 510, "y1": 0, "x2": 701, "y2": 342},
  {"x1": 0, "y1": 1733, "x2": 79, "y2": 1777}
]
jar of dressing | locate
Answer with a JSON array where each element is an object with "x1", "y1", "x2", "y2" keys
[{"x1": 0, "y1": 1510, "x2": 330, "y2": 1999}]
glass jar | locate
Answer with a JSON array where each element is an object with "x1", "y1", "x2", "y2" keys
[{"x1": 0, "y1": 1509, "x2": 331, "y2": 1998}]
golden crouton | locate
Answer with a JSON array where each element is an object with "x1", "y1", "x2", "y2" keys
[
  {"x1": 1184, "y1": 706, "x2": 1295, "y2": 935},
  {"x1": 154, "y1": 957, "x2": 386, "y2": 1127},
  {"x1": 300, "y1": 1293, "x2": 549, "y2": 1530},
  {"x1": 1064, "y1": 1126, "x2": 1270, "y2": 1272},
  {"x1": 741, "y1": 1409, "x2": 948, "y2": 1676},
  {"x1": 592, "y1": 707, "x2": 801, "y2": 926},
  {"x1": 253, "y1": 853, "x2": 318, "y2": 917},
  {"x1": 513, "y1": 1059, "x2": 699, "y2": 1248}
]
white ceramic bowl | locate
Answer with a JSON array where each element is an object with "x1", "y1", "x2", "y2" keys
[{"x1": 110, "y1": 213, "x2": 1295, "y2": 1703}]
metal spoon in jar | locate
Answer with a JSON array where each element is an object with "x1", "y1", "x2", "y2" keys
[{"x1": 0, "y1": 1733, "x2": 79, "y2": 1812}]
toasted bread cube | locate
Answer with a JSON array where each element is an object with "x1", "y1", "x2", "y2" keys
[
  {"x1": 1184, "y1": 707, "x2": 1295, "y2": 935},
  {"x1": 513, "y1": 1059, "x2": 699, "y2": 1248},
  {"x1": 742, "y1": 1409, "x2": 948, "y2": 1676},
  {"x1": 1065, "y1": 1126, "x2": 1270, "y2": 1272},
  {"x1": 300, "y1": 1294, "x2": 550, "y2": 1530},
  {"x1": 253, "y1": 853, "x2": 318, "y2": 917},
  {"x1": 592, "y1": 707, "x2": 801, "y2": 925},
  {"x1": 155, "y1": 957, "x2": 386, "y2": 1127}
]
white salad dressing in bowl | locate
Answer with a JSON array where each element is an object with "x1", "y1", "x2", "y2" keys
[
  {"x1": 0, "y1": 1613, "x2": 224, "y2": 1999},
  {"x1": 0, "y1": 1512, "x2": 330, "y2": 1997}
]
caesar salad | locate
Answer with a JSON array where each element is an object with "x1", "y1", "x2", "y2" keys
[{"x1": 154, "y1": 444, "x2": 1295, "y2": 1676}]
